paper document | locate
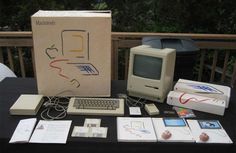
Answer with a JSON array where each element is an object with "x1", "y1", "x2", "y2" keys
[
  {"x1": 9, "y1": 118, "x2": 37, "y2": 143},
  {"x1": 29, "y1": 120, "x2": 72, "y2": 144}
]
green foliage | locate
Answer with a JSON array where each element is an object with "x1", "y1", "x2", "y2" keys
[
  {"x1": 0, "y1": 0, "x2": 95, "y2": 30},
  {"x1": 227, "y1": 55, "x2": 236, "y2": 74},
  {"x1": 1, "y1": 0, "x2": 235, "y2": 33},
  {"x1": 105, "y1": 0, "x2": 236, "y2": 33}
]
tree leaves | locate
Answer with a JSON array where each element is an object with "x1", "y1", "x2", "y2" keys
[{"x1": 0, "y1": 0, "x2": 235, "y2": 33}]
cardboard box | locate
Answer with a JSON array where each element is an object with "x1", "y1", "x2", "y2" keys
[
  {"x1": 31, "y1": 11, "x2": 111, "y2": 96},
  {"x1": 174, "y1": 79, "x2": 231, "y2": 108},
  {"x1": 167, "y1": 91, "x2": 226, "y2": 116}
]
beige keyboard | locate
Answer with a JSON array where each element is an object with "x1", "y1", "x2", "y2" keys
[{"x1": 67, "y1": 97, "x2": 124, "y2": 116}]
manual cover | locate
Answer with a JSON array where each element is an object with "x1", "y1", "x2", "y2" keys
[
  {"x1": 152, "y1": 118, "x2": 195, "y2": 142},
  {"x1": 187, "y1": 119, "x2": 233, "y2": 143},
  {"x1": 31, "y1": 10, "x2": 111, "y2": 96},
  {"x1": 117, "y1": 117, "x2": 157, "y2": 142}
]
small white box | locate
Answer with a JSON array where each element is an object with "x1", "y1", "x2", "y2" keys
[
  {"x1": 167, "y1": 91, "x2": 226, "y2": 116},
  {"x1": 10, "y1": 94, "x2": 44, "y2": 115},
  {"x1": 174, "y1": 79, "x2": 231, "y2": 108}
]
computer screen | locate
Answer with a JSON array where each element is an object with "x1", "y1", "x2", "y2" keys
[
  {"x1": 133, "y1": 55, "x2": 162, "y2": 80},
  {"x1": 127, "y1": 45, "x2": 176, "y2": 102}
]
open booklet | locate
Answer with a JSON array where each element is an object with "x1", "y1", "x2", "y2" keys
[{"x1": 9, "y1": 119, "x2": 72, "y2": 144}]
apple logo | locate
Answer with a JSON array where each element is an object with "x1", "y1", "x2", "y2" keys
[{"x1": 45, "y1": 44, "x2": 59, "y2": 59}]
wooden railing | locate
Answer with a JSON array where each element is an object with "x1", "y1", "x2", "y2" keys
[
  {"x1": 1, "y1": 31, "x2": 236, "y2": 87},
  {"x1": 112, "y1": 32, "x2": 236, "y2": 87},
  {"x1": 0, "y1": 32, "x2": 34, "y2": 77}
]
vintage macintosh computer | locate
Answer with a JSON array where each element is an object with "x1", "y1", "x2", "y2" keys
[{"x1": 127, "y1": 45, "x2": 176, "y2": 103}]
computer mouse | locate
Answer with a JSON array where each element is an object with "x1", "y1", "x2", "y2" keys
[
  {"x1": 161, "y1": 130, "x2": 172, "y2": 139},
  {"x1": 199, "y1": 132, "x2": 209, "y2": 142}
]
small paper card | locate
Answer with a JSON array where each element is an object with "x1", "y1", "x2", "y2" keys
[
  {"x1": 84, "y1": 118, "x2": 101, "y2": 127},
  {"x1": 90, "y1": 127, "x2": 108, "y2": 138},
  {"x1": 71, "y1": 126, "x2": 90, "y2": 137}
]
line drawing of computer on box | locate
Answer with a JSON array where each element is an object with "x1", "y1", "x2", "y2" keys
[{"x1": 61, "y1": 30, "x2": 89, "y2": 60}]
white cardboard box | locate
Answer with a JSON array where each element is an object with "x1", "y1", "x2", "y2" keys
[
  {"x1": 167, "y1": 91, "x2": 226, "y2": 116},
  {"x1": 31, "y1": 10, "x2": 111, "y2": 96},
  {"x1": 174, "y1": 79, "x2": 231, "y2": 108}
]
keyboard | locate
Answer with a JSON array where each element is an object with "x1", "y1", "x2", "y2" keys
[{"x1": 67, "y1": 97, "x2": 124, "y2": 116}]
